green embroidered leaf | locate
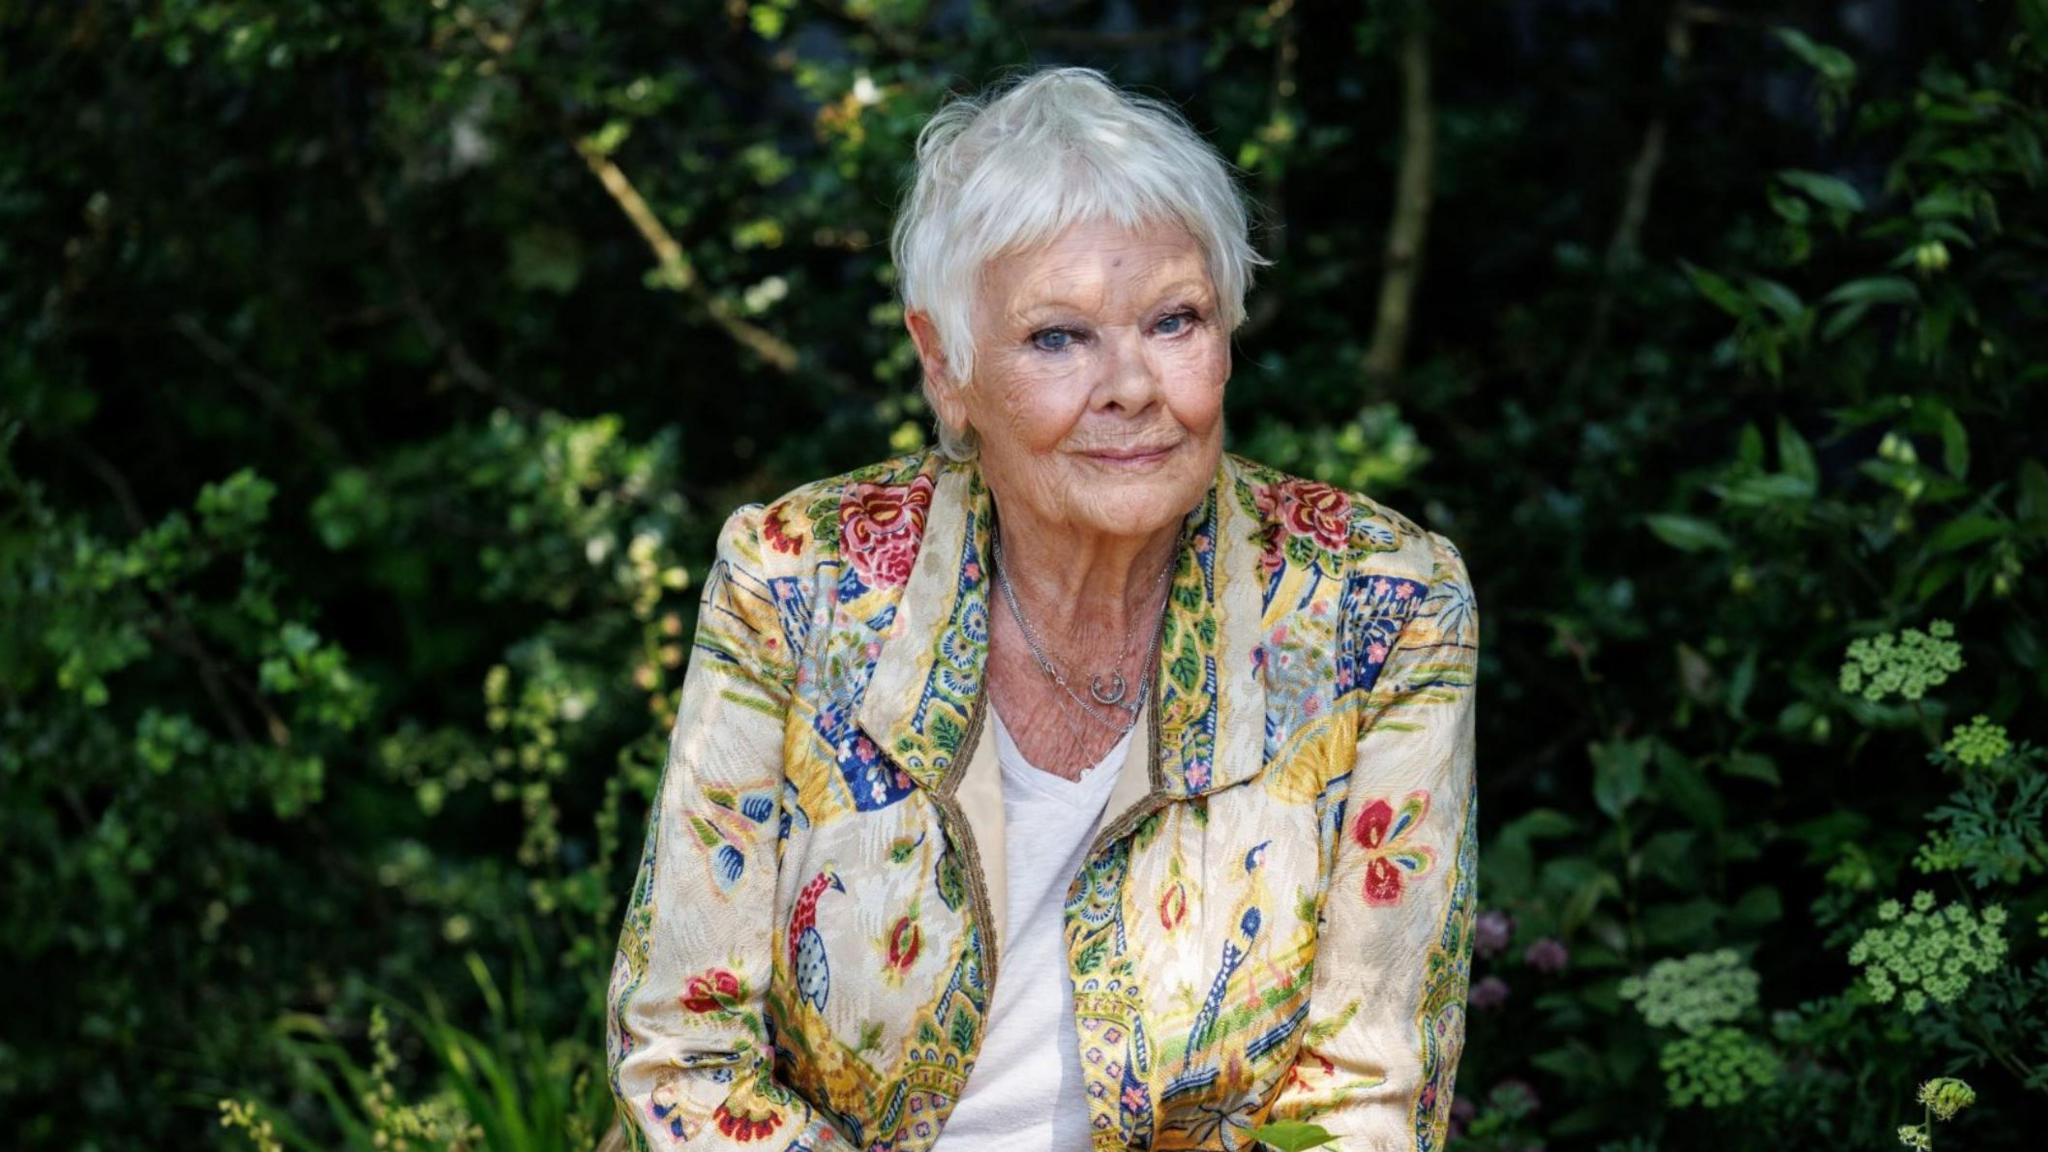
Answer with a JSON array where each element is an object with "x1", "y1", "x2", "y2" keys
[
  {"x1": 929, "y1": 711, "x2": 962, "y2": 754},
  {"x1": 687, "y1": 815, "x2": 722, "y2": 848},
  {"x1": 948, "y1": 1008, "x2": 976, "y2": 1053},
  {"x1": 1074, "y1": 941, "x2": 1106, "y2": 975},
  {"x1": 1247, "y1": 1120, "x2": 1340, "y2": 1151},
  {"x1": 936, "y1": 852, "x2": 965, "y2": 911},
  {"x1": 1132, "y1": 814, "x2": 1167, "y2": 852}
]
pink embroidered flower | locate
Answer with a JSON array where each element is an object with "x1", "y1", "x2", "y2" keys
[
  {"x1": 840, "y1": 474, "x2": 934, "y2": 589},
  {"x1": 1352, "y1": 791, "x2": 1437, "y2": 905},
  {"x1": 681, "y1": 968, "x2": 741, "y2": 1014}
]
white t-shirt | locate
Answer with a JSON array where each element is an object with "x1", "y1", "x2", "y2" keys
[{"x1": 934, "y1": 708, "x2": 1136, "y2": 1151}]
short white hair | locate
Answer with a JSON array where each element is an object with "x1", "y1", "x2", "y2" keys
[{"x1": 890, "y1": 66, "x2": 1268, "y2": 461}]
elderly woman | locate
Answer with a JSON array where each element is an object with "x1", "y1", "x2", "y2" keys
[{"x1": 606, "y1": 66, "x2": 1479, "y2": 1152}]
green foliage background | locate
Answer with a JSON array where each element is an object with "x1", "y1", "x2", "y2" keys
[{"x1": 4, "y1": 1, "x2": 2046, "y2": 1148}]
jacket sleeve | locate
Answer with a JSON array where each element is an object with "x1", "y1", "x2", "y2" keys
[
  {"x1": 605, "y1": 504, "x2": 857, "y2": 1151},
  {"x1": 1264, "y1": 528, "x2": 1480, "y2": 1151}
]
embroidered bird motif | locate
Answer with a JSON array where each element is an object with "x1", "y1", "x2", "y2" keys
[
  {"x1": 1184, "y1": 906, "x2": 1263, "y2": 1063},
  {"x1": 790, "y1": 867, "x2": 845, "y2": 1012}
]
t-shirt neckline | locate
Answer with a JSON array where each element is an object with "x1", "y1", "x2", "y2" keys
[{"x1": 990, "y1": 705, "x2": 1133, "y2": 809}]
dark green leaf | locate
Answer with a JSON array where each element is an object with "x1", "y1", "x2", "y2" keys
[
  {"x1": 1777, "y1": 169, "x2": 1865, "y2": 213},
  {"x1": 1645, "y1": 514, "x2": 1732, "y2": 553}
]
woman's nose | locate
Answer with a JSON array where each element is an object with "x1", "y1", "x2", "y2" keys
[{"x1": 1094, "y1": 324, "x2": 1161, "y2": 413}]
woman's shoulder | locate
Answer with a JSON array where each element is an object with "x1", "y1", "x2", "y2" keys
[
  {"x1": 715, "y1": 449, "x2": 951, "y2": 579},
  {"x1": 1222, "y1": 451, "x2": 1462, "y2": 586}
]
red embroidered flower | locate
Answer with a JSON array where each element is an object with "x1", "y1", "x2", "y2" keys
[
  {"x1": 1285, "y1": 1051, "x2": 1335, "y2": 1095},
  {"x1": 840, "y1": 474, "x2": 934, "y2": 589},
  {"x1": 1254, "y1": 478, "x2": 1353, "y2": 574},
  {"x1": 714, "y1": 1101, "x2": 783, "y2": 1142},
  {"x1": 885, "y1": 915, "x2": 922, "y2": 972},
  {"x1": 762, "y1": 502, "x2": 805, "y2": 555},
  {"x1": 681, "y1": 968, "x2": 741, "y2": 1014},
  {"x1": 1158, "y1": 882, "x2": 1188, "y2": 930},
  {"x1": 1276, "y1": 480, "x2": 1352, "y2": 550},
  {"x1": 1352, "y1": 791, "x2": 1437, "y2": 906}
]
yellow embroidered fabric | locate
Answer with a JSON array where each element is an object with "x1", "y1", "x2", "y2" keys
[{"x1": 607, "y1": 449, "x2": 1480, "y2": 1151}]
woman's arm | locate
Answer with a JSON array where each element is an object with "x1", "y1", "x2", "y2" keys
[
  {"x1": 606, "y1": 505, "x2": 856, "y2": 1151},
  {"x1": 1265, "y1": 529, "x2": 1480, "y2": 1151}
]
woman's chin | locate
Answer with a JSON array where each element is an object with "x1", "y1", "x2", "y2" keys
[{"x1": 1068, "y1": 469, "x2": 1211, "y2": 537}]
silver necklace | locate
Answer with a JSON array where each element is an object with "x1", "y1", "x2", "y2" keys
[{"x1": 989, "y1": 528, "x2": 1175, "y2": 734}]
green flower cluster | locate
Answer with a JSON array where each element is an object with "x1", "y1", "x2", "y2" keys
[
  {"x1": 1918, "y1": 1077, "x2": 1976, "y2": 1121},
  {"x1": 1911, "y1": 830, "x2": 1965, "y2": 875},
  {"x1": 1942, "y1": 713, "x2": 2012, "y2": 771},
  {"x1": 1848, "y1": 891, "x2": 2009, "y2": 1013},
  {"x1": 1619, "y1": 949, "x2": 1760, "y2": 1034},
  {"x1": 1839, "y1": 620, "x2": 1963, "y2": 702},
  {"x1": 1659, "y1": 1026, "x2": 1779, "y2": 1108},
  {"x1": 1897, "y1": 1077, "x2": 1976, "y2": 1150}
]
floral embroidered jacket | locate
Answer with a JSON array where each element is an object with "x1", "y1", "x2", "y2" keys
[{"x1": 607, "y1": 448, "x2": 1480, "y2": 1152}]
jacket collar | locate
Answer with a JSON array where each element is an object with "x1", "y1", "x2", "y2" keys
[{"x1": 855, "y1": 453, "x2": 1268, "y2": 799}]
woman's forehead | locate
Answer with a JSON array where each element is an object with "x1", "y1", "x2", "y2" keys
[{"x1": 982, "y1": 220, "x2": 1212, "y2": 316}]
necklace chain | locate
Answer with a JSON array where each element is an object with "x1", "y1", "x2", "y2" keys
[{"x1": 990, "y1": 528, "x2": 1176, "y2": 738}]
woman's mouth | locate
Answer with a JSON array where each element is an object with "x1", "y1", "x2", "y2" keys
[{"x1": 1082, "y1": 442, "x2": 1178, "y2": 467}]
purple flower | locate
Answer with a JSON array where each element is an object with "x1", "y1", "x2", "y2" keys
[
  {"x1": 1468, "y1": 975, "x2": 1511, "y2": 1010},
  {"x1": 1474, "y1": 909, "x2": 1516, "y2": 957},
  {"x1": 1448, "y1": 1095, "x2": 1477, "y2": 1140},
  {"x1": 1523, "y1": 936, "x2": 1569, "y2": 974},
  {"x1": 1488, "y1": 1078, "x2": 1542, "y2": 1115}
]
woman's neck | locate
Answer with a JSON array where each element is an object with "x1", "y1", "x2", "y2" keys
[{"x1": 987, "y1": 493, "x2": 1183, "y2": 645}]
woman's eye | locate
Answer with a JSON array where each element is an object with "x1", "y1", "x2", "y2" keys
[
  {"x1": 1156, "y1": 310, "x2": 1199, "y2": 335},
  {"x1": 1031, "y1": 327, "x2": 1079, "y2": 352}
]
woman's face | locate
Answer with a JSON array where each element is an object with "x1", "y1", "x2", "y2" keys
[{"x1": 920, "y1": 216, "x2": 1231, "y2": 544}]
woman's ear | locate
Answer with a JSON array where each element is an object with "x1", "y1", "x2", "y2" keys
[{"x1": 905, "y1": 308, "x2": 969, "y2": 434}]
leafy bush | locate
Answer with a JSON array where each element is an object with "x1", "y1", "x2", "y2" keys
[{"x1": 3, "y1": 2, "x2": 2044, "y2": 1150}]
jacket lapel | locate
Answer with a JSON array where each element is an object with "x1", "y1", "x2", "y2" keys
[
  {"x1": 855, "y1": 460, "x2": 992, "y2": 794},
  {"x1": 854, "y1": 453, "x2": 1268, "y2": 800},
  {"x1": 1153, "y1": 455, "x2": 1269, "y2": 796}
]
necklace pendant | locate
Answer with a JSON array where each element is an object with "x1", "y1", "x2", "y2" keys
[{"x1": 1089, "y1": 670, "x2": 1128, "y2": 706}]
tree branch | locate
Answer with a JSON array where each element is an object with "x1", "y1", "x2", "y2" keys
[
  {"x1": 1567, "y1": 3, "x2": 1697, "y2": 388},
  {"x1": 172, "y1": 315, "x2": 349, "y2": 461},
  {"x1": 572, "y1": 140, "x2": 802, "y2": 374},
  {"x1": 449, "y1": 2, "x2": 805, "y2": 375},
  {"x1": 58, "y1": 437, "x2": 292, "y2": 749},
  {"x1": 1362, "y1": 0, "x2": 1435, "y2": 385}
]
